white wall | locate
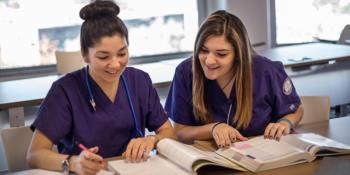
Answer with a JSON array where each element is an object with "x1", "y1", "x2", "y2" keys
[
  {"x1": 205, "y1": 0, "x2": 270, "y2": 51},
  {"x1": 226, "y1": 0, "x2": 269, "y2": 51}
]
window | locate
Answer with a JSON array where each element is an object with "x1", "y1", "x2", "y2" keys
[
  {"x1": 273, "y1": 0, "x2": 350, "y2": 45},
  {"x1": 0, "y1": 0, "x2": 198, "y2": 70}
]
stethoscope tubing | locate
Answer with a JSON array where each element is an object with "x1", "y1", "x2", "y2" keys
[
  {"x1": 121, "y1": 75, "x2": 144, "y2": 137},
  {"x1": 84, "y1": 66, "x2": 144, "y2": 137}
]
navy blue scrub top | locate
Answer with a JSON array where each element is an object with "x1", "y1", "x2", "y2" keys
[
  {"x1": 165, "y1": 55, "x2": 301, "y2": 136},
  {"x1": 31, "y1": 67, "x2": 167, "y2": 158}
]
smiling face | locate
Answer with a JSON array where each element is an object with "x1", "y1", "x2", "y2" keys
[
  {"x1": 84, "y1": 34, "x2": 129, "y2": 86},
  {"x1": 198, "y1": 35, "x2": 235, "y2": 85}
]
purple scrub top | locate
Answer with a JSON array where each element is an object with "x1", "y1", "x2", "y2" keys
[
  {"x1": 165, "y1": 55, "x2": 301, "y2": 136},
  {"x1": 31, "y1": 67, "x2": 167, "y2": 158}
]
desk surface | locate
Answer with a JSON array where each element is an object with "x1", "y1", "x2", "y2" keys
[
  {"x1": 1, "y1": 43, "x2": 350, "y2": 110},
  {"x1": 0, "y1": 61, "x2": 177, "y2": 110},
  {"x1": 8, "y1": 116, "x2": 350, "y2": 175},
  {"x1": 259, "y1": 42, "x2": 350, "y2": 68},
  {"x1": 0, "y1": 75, "x2": 59, "y2": 109}
]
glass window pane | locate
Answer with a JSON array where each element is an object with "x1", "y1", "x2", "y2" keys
[
  {"x1": 275, "y1": 0, "x2": 350, "y2": 45},
  {"x1": 0, "y1": 0, "x2": 198, "y2": 69}
]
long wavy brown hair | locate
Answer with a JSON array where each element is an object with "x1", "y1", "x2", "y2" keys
[{"x1": 192, "y1": 10, "x2": 254, "y2": 129}]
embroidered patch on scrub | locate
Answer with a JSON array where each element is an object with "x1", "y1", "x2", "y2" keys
[
  {"x1": 289, "y1": 104, "x2": 295, "y2": 110},
  {"x1": 283, "y1": 77, "x2": 293, "y2": 95}
]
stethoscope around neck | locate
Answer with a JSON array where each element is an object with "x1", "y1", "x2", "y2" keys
[{"x1": 84, "y1": 66, "x2": 144, "y2": 138}]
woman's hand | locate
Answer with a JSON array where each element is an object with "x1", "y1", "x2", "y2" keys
[
  {"x1": 211, "y1": 123, "x2": 248, "y2": 148},
  {"x1": 264, "y1": 122, "x2": 291, "y2": 141},
  {"x1": 71, "y1": 146, "x2": 107, "y2": 175},
  {"x1": 123, "y1": 135, "x2": 158, "y2": 162}
]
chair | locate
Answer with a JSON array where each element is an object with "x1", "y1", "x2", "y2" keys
[
  {"x1": 1, "y1": 126, "x2": 33, "y2": 171},
  {"x1": 55, "y1": 51, "x2": 85, "y2": 75},
  {"x1": 338, "y1": 24, "x2": 350, "y2": 45},
  {"x1": 299, "y1": 96, "x2": 330, "y2": 124}
]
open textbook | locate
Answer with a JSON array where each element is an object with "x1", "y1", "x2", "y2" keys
[
  {"x1": 217, "y1": 133, "x2": 350, "y2": 172},
  {"x1": 108, "y1": 138, "x2": 245, "y2": 175},
  {"x1": 108, "y1": 133, "x2": 350, "y2": 174}
]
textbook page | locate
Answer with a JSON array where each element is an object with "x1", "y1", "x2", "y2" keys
[
  {"x1": 157, "y1": 138, "x2": 246, "y2": 172},
  {"x1": 108, "y1": 154, "x2": 192, "y2": 175},
  {"x1": 216, "y1": 136, "x2": 312, "y2": 172},
  {"x1": 109, "y1": 139, "x2": 245, "y2": 174},
  {"x1": 282, "y1": 133, "x2": 350, "y2": 156}
]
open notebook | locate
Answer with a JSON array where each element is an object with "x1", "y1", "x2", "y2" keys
[{"x1": 108, "y1": 133, "x2": 350, "y2": 174}]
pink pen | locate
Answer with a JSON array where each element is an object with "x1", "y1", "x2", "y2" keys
[
  {"x1": 78, "y1": 143, "x2": 89, "y2": 151},
  {"x1": 77, "y1": 142, "x2": 104, "y2": 163}
]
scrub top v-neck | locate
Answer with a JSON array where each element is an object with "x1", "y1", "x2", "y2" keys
[
  {"x1": 32, "y1": 67, "x2": 167, "y2": 158},
  {"x1": 165, "y1": 55, "x2": 301, "y2": 136}
]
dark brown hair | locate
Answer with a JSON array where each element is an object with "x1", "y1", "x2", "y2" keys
[{"x1": 79, "y1": 0, "x2": 129, "y2": 57}]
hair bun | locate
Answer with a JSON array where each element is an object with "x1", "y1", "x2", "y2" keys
[{"x1": 80, "y1": 0, "x2": 120, "y2": 20}]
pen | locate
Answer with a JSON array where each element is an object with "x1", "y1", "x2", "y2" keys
[
  {"x1": 78, "y1": 143, "x2": 89, "y2": 151},
  {"x1": 76, "y1": 141, "x2": 103, "y2": 163}
]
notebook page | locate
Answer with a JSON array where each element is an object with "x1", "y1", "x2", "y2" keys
[
  {"x1": 108, "y1": 155, "x2": 192, "y2": 175},
  {"x1": 13, "y1": 169, "x2": 63, "y2": 175}
]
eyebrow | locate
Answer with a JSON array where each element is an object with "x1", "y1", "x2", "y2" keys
[
  {"x1": 96, "y1": 45, "x2": 128, "y2": 54},
  {"x1": 118, "y1": 45, "x2": 128, "y2": 52},
  {"x1": 216, "y1": 49, "x2": 231, "y2": 52},
  {"x1": 202, "y1": 46, "x2": 232, "y2": 52}
]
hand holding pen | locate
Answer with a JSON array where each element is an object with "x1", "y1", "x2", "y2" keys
[{"x1": 71, "y1": 143, "x2": 107, "y2": 175}]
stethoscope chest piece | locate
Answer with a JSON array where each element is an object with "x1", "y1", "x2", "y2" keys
[{"x1": 84, "y1": 66, "x2": 143, "y2": 137}]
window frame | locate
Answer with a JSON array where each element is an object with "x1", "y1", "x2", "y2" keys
[
  {"x1": 270, "y1": 0, "x2": 348, "y2": 48},
  {"x1": 0, "y1": 0, "x2": 206, "y2": 79},
  {"x1": 270, "y1": 0, "x2": 307, "y2": 48},
  {"x1": 270, "y1": 0, "x2": 316, "y2": 48}
]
